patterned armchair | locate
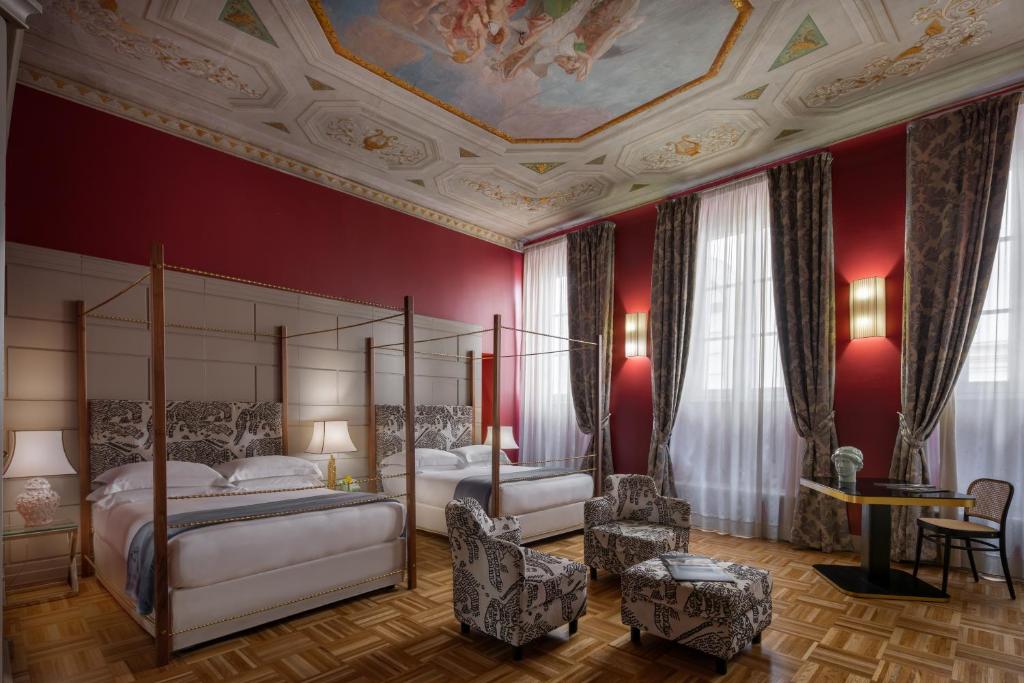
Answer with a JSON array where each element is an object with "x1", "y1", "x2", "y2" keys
[
  {"x1": 445, "y1": 498, "x2": 588, "y2": 660},
  {"x1": 584, "y1": 474, "x2": 691, "y2": 577}
]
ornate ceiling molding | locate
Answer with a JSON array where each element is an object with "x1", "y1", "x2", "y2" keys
[
  {"x1": 306, "y1": 0, "x2": 754, "y2": 144},
  {"x1": 16, "y1": 65, "x2": 521, "y2": 251},
  {"x1": 15, "y1": 0, "x2": 1024, "y2": 243},
  {"x1": 804, "y1": 0, "x2": 1004, "y2": 107}
]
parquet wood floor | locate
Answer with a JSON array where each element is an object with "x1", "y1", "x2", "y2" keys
[{"x1": 5, "y1": 530, "x2": 1023, "y2": 682}]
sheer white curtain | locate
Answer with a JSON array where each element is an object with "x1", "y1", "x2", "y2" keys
[
  {"x1": 520, "y1": 238, "x2": 588, "y2": 466},
  {"x1": 670, "y1": 175, "x2": 801, "y2": 539},
  {"x1": 949, "y1": 104, "x2": 1024, "y2": 578}
]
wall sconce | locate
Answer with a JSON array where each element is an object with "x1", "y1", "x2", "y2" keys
[
  {"x1": 850, "y1": 277, "x2": 886, "y2": 339},
  {"x1": 625, "y1": 311, "x2": 648, "y2": 358}
]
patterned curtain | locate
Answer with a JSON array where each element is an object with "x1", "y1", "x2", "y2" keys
[
  {"x1": 647, "y1": 195, "x2": 700, "y2": 497},
  {"x1": 890, "y1": 93, "x2": 1020, "y2": 561},
  {"x1": 567, "y1": 221, "x2": 615, "y2": 483},
  {"x1": 767, "y1": 153, "x2": 851, "y2": 552}
]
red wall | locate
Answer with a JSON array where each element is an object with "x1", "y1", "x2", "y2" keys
[
  {"x1": 832, "y1": 125, "x2": 906, "y2": 477},
  {"x1": 832, "y1": 125, "x2": 907, "y2": 532},
  {"x1": 593, "y1": 126, "x2": 909, "y2": 537},
  {"x1": 609, "y1": 204, "x2": 658, "y2": 474},
  {"x1": 6, "y1": 86, "x2": 522, "y2": 426}
]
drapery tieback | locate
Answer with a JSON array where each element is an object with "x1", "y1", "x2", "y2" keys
[
  {"x1": 897, "y1": 412, "x2": 925, "y2": 449},
  {"x1": 810, "y1": 411, "x2": 835, "y2": 439}
]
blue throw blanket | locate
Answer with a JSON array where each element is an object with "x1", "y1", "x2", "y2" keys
[
  {"x1": 453, "y1": 467, "x2": 578, "y2": 511},
  {"x1": 125, "y1": 491, "x2": 400, "y2": 615}
]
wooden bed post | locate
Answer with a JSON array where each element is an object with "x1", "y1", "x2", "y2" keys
[
  {"x1": 467, "y1": 350, "x2": 476, "y2": 444},
  {"x1": 76, "y1": 301, "x2": 93, "y2": 577},
  {"x1": 279, "y1": 326, "x2": 289, "y2": 455},
  {"x1": 595, "y1": 333, "x2": 604, "y2": 497},
  {"x1": 366, "y1": 336, "x2": 377, "y2": 494},
  {"x1": 403, "y1": 297, "x2": 417, "y2": 590},
  {"x1": 150, "y1": 243, "x2": 171, "y2": 665},
  {"x1": 491, "y1": 316, "x2": 501, "y2": 518}
]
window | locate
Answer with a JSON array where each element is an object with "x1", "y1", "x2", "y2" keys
[
  {"x1": 965, "y1": 207, "x2": 1014, "y2": 384},
  {"x1": 700, "y1": 232, "x2": 784, "y2": 392},
  {"x1": 549, "y1": 274, "x2": 571, "y2": 398},
  {"x1": 950, "y1": 103, "x2": 1024, "y2": 578},
  {"x1": 519, "y1": 238, "x2": 588, "y2": 465},
  {"x1": 670, "y1": 174, "x2": 800, "y2": 540}
]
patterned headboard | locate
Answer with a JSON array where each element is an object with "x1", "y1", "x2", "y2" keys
[
  {"x1": 89, "y1": 400, "x2": 283, "y2": 481},
  {"x1": 374, "y1": 404, "x2": 474, "y2": 461}
]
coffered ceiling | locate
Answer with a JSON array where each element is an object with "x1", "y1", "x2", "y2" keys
[{"x1": 18, "y1": 0, "x2": 1024, "y2": 250}]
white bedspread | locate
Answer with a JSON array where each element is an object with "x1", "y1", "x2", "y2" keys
[
  {"x1": 92, "y1": 488, "x2": 405, "y2": 591},
  {"x1": 382, "y1": 465, "x2": 593, "y2": 515}
]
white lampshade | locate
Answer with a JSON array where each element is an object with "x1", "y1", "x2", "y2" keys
[
  {"x1": 484, "y1": 426, "x2": 519, "y2": 450},
  {"x1": 3, "y1": 431, "x2": 76, "y2": 478},
  {"x1": 305, "y1": 421, "x2": 357, "y2": 454},
  {"x1": 850, "y1": 277, "x2": 886, "y2": 339}
]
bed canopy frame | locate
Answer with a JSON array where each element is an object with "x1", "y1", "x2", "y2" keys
[
  {"x1": 366, "y1": 314, "x2": 604, "y2": 519},
  {"x1": 76, "y1": 243, "x2": 419, "y2": 665}
]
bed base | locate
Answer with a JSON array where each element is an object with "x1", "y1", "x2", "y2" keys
[
  {"x1": 415, "y1": 501, "x2": 584, "y2": 543},
  {"x1": 94, "y1": 535, "x2": 405, "y2": 651}
]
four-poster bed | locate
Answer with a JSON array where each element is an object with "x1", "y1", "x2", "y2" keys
[
  {"x1": 367, "y1": 315, "x2": 605, "y2": 542},
  {"x1": 76, "y1": 243, "x2": 419, "y2": 665}
]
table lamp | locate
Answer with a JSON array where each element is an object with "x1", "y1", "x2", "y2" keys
[
  {"x1": 484, "y1": 426, "x2": 519, "y2": 450},
  {"x1": 306, "y1": 420, "x2": 358, "y2": 487},
  {"x1": 4, "y1": 430, "x2": 77, "y2": 526}
]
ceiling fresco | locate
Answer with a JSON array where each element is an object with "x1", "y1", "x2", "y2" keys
[
  {"x1": 308, "y1": 0, "x2": 751, "y2": 142},
  {"x1": 17, "y1": 0, "x2": 1024, "y2": 248}
]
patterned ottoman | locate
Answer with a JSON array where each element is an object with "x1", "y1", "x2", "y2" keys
[{"x1": 620, "y1": 558, "x2": 772, "y2": 674}]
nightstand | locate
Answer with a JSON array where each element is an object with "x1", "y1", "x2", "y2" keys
[{"x1": 3, "y1": 517, "x2": 79, "y2": 607}]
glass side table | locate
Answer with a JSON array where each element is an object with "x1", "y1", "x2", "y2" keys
[{"x1": 3, "y1": 517, "x2": 79, "y2": 607}]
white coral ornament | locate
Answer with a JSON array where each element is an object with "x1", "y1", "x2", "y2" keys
[{"x1": 16, "y1": 478, "x2": 62, "y2": 526}]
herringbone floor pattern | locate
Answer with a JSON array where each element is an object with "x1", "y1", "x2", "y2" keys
[{"x1": 4, "y1": 530, "x2": 1023, "y2": 682}]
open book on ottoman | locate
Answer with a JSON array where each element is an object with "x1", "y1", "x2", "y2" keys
[{"x1": 660, "y1": 553, "x2": 736, "y2": 583}]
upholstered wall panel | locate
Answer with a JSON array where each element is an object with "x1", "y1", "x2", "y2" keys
[
  {"x1": 88, "y1": 400, "x2": 283, "y2": 479},
  {"x1": 374, "y1": 404, "x2": 474, "y2": 460}
]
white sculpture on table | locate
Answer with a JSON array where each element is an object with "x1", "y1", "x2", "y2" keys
[{"x1": 831, "y1": 446, "x2": 864, "y2": 486}]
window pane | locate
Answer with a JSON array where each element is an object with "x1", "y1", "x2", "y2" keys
[
  {"x1": 982, "y1": 240, "x2": 1011, "y2": 311},
  {"x1": 967, "y1": 312, "x2": 1009, "y2": 383}
]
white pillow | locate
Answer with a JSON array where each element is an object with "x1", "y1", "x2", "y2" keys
[
  {"x1": 87, "y1": 486, "x2": 233, "y2": 508},
  {"x1": 233, "y1": 474, "x2": 325, "y2": 491},
  {"x1": 214, "y1": 455, "x2": 322, "y2": 483},
  {"x1": 450, "y1": 444, "x2": 511, "y2": 465},
  {"x1": 416, "y1": 448, "x2": 466, "y2": 468},
  {"x1": 93, "y1": 461, "x2": 229, "y2": 492},
  {"x1": 381, "y1": 450, "x2": 464, "y2": 471}
]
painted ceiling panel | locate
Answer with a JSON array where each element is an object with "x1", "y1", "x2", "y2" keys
[
  {"x1": 309, "y1": 0, "x2": 750, "y2": 142},
  {"x1": 18, "y1": 0, "x2": 1024, "y2": 249}
]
